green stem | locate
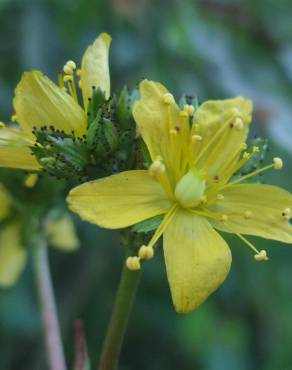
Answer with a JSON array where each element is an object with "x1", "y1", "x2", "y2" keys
[
  {"x1": 98, "y1": 256, "x2": 141, "y2": 370},
  {"x1": 33, "y1": 240, "x2": 67, "y2": 370}
]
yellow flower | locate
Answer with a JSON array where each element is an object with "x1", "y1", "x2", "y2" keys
[
  {"x1": 0, "y1": 33, "x2": 111, "y2": 171},
  {"x1": 67, "y1": 80, "x2": 292, "y2": 313},
  {"x1": 0, "y1": 184, "x2": 79, "y2": 287}
]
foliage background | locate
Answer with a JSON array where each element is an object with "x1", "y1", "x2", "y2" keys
[{"x1": 0, "y1": 0, "x2": 292, "y2": 369}]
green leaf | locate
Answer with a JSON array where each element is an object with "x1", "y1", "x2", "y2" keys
[{"x1": 131, "y1": 214, "x2": 163, "y2": 233}]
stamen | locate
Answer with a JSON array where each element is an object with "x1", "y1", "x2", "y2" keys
[
  {"x1": 191, "y1": 135, "x2": 202, "y2": 142},
  {"x1": 226, "y1": 161, "x2": 276, "y2": 187},
  {"x1": 126, "y1": 256, "x2": 141, "y2": 270},
  {"x1": 63, "y1": 75, "x2": 73, "y2": 82},
  {"x1": 76, "y1": 69, "x2": 82, "y2": 77},
  {"x1": 273, "y1": 157, "x2": 283, "y2": 170},
  {"x1": 220, "y1": 214, "x2": 228, "y2": 222},
  {"x1": 0, "y1": 121, "x2": 5, "y2": 128},
  {"x1": 254, "y1": 250, "x2": 269, "y2": 262},
  {"x1": 147, "y1": 205, "x2": 178, "y2": 249},
  {"x1": 11, "y1": 115, "x2": 17, "y2": 122},
  {"x1": 66, "y1": 60, "x2": 76, "y2": 70},
  {"x1": 183, "y1": 104, "x2": 195, "y2": 116},
  {"x1": 236, "y1": 233, "x2": 269, "y2": 261},
  {"x1": 138, "y1": 245, "x2": 154, "y2": 260},
  {"x1": 234, "y1": 117, "x2": 244, "y2": 131},
  {"x1": 217, "y1": 193, "x2": 224, "y2": 200},
  {"x1": 194, "y1": 110, "x2": 241, "y2": 166},
  {"x1": 163, "y1": 93, "x2": 175, "y2": 105},
  {"x1": 24, "y1": 174, "x2": 38, "y2": 188},
  {"x1": 149, "y1": 160, "x2": 165, "y2": 176}
]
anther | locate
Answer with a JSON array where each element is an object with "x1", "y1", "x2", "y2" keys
[
  {"x1": 78, "y1": 80, "x2": 82, "y2": 88},
  {"x1": 66, "y1": 60, "x2": 76, "y2": 70},
  {"x1": 241, "y1": 143, "x2": 247, "y2": 150},
  {"x1": 138, "y1": 245, "x2": 154, "y2": 260},
  {"x1": 24, "y1": 174, "x2": 38, "y2": 188},
  {"x1": 126, "y1": 256, "x2": 141, "y2": 270},
  {"x1": 149, "y1": 160, "x2": 165, "y2": 176},
  {"x1": 273, "y1": 157, "x2": 283, "y2": 170},
  {"x1": 220, "y1": 215, "x2": 228, "y2": 222},
  {"x1": 63, "y1": 75, "x2": 73, "y2": 82},
  {"x1": 76, "y1": 69, "x2": 82, "y2": 76},
  {"x1": 179, "y1": 110, "x2": 188, "y2": 117},
  {"x1": 163, "y1": 93, "x2": 175, "y2": 105},
  {"x1": 254, "y1": 250, "x2": 269, "y2": 262},
  {"x1": 191, "y1": 135, "x2": 202, "y2": 142},
  {"x1": 11, "y1": 114, "x2": 17, "y2": 122},
  {"x1": 183, "y1": 104, "x2": 195, "y2": 116},
  {"x1": 244, "y1": 210, "x2": 253, "y2": 219},
  {"x1": 63, "y1": 65, "x2": 73, "y2": 75},
  {"x1": 252, "y1": 146, "x2": 260, "y2": 154},
  {"x1": 234, "y1": 117, "x2": 244, "y2": 131},
  {"x1": 217, "y1": 193, "x2": 224, "y2": 200},
  {"x1": 0, "y1": 121, "x2": 5, "y2": 128},
  {"x1": 243, "y1": 152, "x2": 250, "y2": 160}
]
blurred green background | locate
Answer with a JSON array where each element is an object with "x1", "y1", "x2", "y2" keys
[{"x1": 1, "y1": 0, "x2": 292, "y2": 369}]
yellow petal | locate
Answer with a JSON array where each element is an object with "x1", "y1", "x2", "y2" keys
[
  {"x1": 81, "y1": 33, "x2": 111, "y2": 108},
  {"x1": 193, "y1": 97, "x2": 253, "y2": 180},
  {"x1": 46, "y1": 213, "x2": 79, "y2": 252},
  {"x1": 210, "y1": 184, "x2": 292, "y2": 243},
  {"x1": 133, "y1": 80, "x2": 183, "y2": 185},
  {"x1": 14, "y1": 71, "x2": 87, "y2": 137},
  {"x1": 0, "y1": 126, "x2": 40, "y2": 169},
  {"x1": 0, "y1": 223, "x2": 27, "y2": 287},
  {"x1": 0, "y1": 146, "x2": 41, "y2": 170},
  {"x1": 67, "y1": 170, "x2": 172, "y2": 229},
  {"x1": 0, "y1": 184, "x2": 11, "y2": 221},
  {"x1": 163, "y1": 210, "x2": 232, "y2": 313}
]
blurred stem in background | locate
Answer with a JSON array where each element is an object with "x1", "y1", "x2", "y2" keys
[
  {"x1": 33, "y1": 240, "x2": 67, "y2": 370},
  {"x1": 98, "y1": 250, "x2": 141, "y2": 370}
]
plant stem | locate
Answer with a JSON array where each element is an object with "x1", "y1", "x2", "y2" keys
[
  {"x1": 98, "y1": 257, "x2": 141, "y2": 370},
  {"x1": 33, "y1": 240, "x2": 67, "y2": 370}
]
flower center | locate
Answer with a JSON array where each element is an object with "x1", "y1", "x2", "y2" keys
[{"x1": 174, "y1": 168, "x2": 206, "y2": 208}]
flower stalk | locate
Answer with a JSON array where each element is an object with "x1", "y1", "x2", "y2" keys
[
  {"x1": 33, "y1": 240, "x2": 67, "y2": 370},
  {"x1": 98, "y1": 253, "x2": 141, "y2": 370}
]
